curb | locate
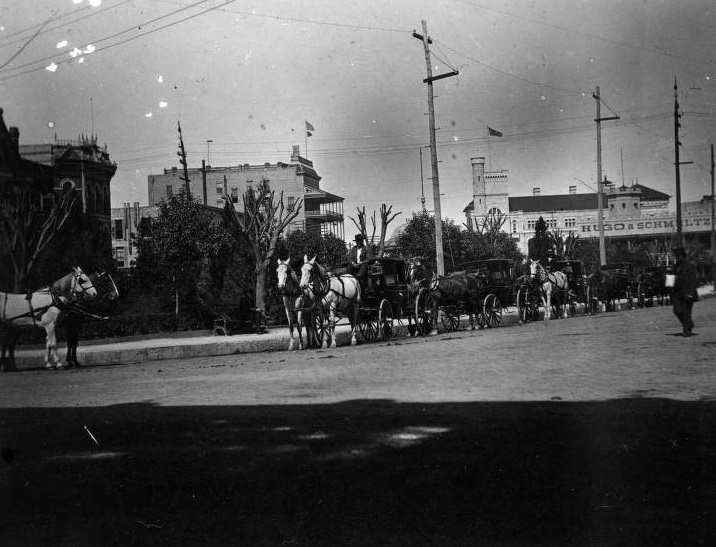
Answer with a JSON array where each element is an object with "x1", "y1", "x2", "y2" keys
[{"x1": 12, "y1": 309, "x2": 525, "y2": 371}]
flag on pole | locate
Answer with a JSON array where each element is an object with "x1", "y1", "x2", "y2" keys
[
  {"x1": 305, "y1": 120, "x2": 315, "y2": 137},
  {"x1": 488, "y1": 126, "x2": 503, "y2": 137}
]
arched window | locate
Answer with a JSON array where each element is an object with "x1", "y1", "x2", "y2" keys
[{"x1": 487, "y1": 207, "x2": 502, "y2": 217}]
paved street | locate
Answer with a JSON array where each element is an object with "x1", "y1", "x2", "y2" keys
[{"x1": 1, "y1": 298, "x2": 715, "y2": 545}]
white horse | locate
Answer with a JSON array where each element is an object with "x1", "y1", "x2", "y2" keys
[
  {"x1": 299, "y1": 255, "x2": 361, "y2": 348},
  {"x1": 529, "y1": 259, "x2": 569, "y2": 320},
  {"x1": 0, "y1": 267, "x2": 97, "y2": 370},
  {"x1": 276, "y1": 258, "x2": 313, "y2": 351}
]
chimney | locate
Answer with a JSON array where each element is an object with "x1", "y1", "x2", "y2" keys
[
  {"x1": 533, "y1": 187, "x2": 540, "y2": 196},
  {"x1": 569, "y1": 185, "x2": 577, "y2": 195},
  {"x1": 291, "y1": 145, "x2": 300, "y2": 160},
  {"x1": 8, "y1": 126, "x2": 19, "y2": 152}
]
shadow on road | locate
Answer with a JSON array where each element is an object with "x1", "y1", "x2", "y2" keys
[{"x1": 2, "y1": 398, "x2": 715, "y2": 546}]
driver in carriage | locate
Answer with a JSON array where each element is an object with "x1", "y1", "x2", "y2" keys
[{"x1": 347, "y1": 233, "x2": 374, "y2": 284}]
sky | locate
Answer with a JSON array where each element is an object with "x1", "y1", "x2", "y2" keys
[{"x1": 2, "y1": 0, "x2": 716, "y2": 238}]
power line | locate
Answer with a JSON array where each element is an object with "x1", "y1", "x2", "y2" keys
[{"x1": 0, "y1": 0, "x2": 220, "y2": 79}]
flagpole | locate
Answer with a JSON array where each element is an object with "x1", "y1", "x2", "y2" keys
[
  {"x1": 305, "y1": 127, "x2": 308, "y2": 159},
  {"x1": 486, "y1": 126, "x2": 492, "y2": 170}
]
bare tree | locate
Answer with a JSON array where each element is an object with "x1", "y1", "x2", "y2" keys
[
  {"x1": 222, "y1": 178, "x2": 302, "y2": 330},
  {"x1": 0, "y1": 184, "x2": 77, "y2": 292},
  {"x1": 349, "y1": 203, "x2": 401, "y2": 257},
  {"x1": 547, "y1": 228, "x2": 580, "y2": 260}
]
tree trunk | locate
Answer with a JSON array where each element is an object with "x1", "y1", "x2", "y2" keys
[{"x1": 254, "y1": 262, "x2": 268, "y2": 333}]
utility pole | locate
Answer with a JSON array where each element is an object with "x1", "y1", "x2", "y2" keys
[
  {"x1": 419, "y1": 146, "x2": 426, "y2": 211},
  {"x1": 413, "y1": 20, "x2": 458, "y2": 276},
  {"x1": 673, "y1": 79, "x2": 693, "y2": 247},
  {"x1": 711, "y1": 143, "x2": 715, "y2": 291},
  {"x1": 593, "y1": 86, "x2": 619, "y2": 266},
  {"x1": 206, "y1": 139, "x2": 213, "y2": 166},
  {"x1": 201, "y1": 159, "x2": 208, "y2": 206}
]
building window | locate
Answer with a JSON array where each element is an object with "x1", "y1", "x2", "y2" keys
[
  {"x1": 569, "y1": 185, "x2": 577, "y2": 194},
  {"x1": 622, "y1": 203, "x2": 626, "y2": 209},
  {"x1": 114, "y1": 219, "x2": 123, "y2": 240},
  {"x1": 512, "y1": 220, "x2": 518, "y2": 233},
  {"x1": 230, "y1": 187, "x2": 239, "y2": 203},
  {"x1": 287, "y1": 196, "x2": 295, "y2": 211},
  {"x1": 564, "y1": 218, "x2": 576, "y2": 228},
  {"x1": 533, "y1": 188, "x2": 540, "y2": 196},
  {"x1": 546, "y1": 218, "x2": 557, "y2": 229},
  {"x1": 487, "y1": 207, "x2": 502, "y2": 217},
  {"x1": 166, "y1": 185, "x2": 173, "y2": 197},
  {"x1": 216, "y1": 184, "x2": 223, "y2": 194},
  {"x1": 527, "y1": 219, "x2": 537, "y2": 230}
]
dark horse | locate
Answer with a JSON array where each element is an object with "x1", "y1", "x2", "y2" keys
[
  {"x1": 428, "y1": 271, "x2": 484, "y2": 335},
  {"x1": 61, "y1": 270, "x2": 119, "y2": 368}
]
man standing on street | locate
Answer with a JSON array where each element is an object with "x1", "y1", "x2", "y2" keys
[{"x1": 672, "y1": 246, "x2": 699, "y2": 337}]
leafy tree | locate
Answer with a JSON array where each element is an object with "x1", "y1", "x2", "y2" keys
[
  {"x1": 135, "y1": 192, "x2": 234, "y2": 326},
  {"x1": 395, "y1": 210, "x2": 523, "y2": 274},
  {"x1": 527, "y1": 216, "x2": 552, "y2": 262},
  {"x1": 280, "y1": 230, "x2": 346, "y2": 268}
]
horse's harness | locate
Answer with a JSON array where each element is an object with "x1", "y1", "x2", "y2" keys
[
  {"x1": 303, "y1": 263, "x2": 359, "y2": 307},
  {"x1": 1, "y1": 271, "x2": 93, "y2": 327}
]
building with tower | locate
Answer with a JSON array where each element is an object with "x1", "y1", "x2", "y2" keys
[{"x1": 463, "y1": 153, "x2": 711, "y2": 258}]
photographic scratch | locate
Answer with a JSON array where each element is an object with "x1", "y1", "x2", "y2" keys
[{"x1": 84, "y1": 425, "x2": 99, "y2": 445}]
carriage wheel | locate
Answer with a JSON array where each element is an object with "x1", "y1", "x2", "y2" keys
[
  {"x1": 415, "y1": 288, "x2": 433, "y2": 336},
  {"x1": 483, "y1": 294, "x2": 502, "y2": 327},
  {"x1": 358, "y1": 309, "x2": 379, "y2": 342},
  {"x1": 516, "y1": 286, "x2": 536, "y2": 323},
  {"x1": 378, "y1": 299, "x2": 394, "y2": 341},
  {"x1": 440, "y1": 306, "x2": 461, "y2": 332}
]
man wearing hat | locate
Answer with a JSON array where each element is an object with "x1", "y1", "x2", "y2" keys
[
  {"x1": 672, "y1": 246, "x2": 699, "y2": 337},
  {"x1": 348, "y1": 234, "x2": 373, "y2": 281}
]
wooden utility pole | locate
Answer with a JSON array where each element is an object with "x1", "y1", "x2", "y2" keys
[
  {"x1": 673, "y1": 79, "x2": 693, "y2": 248},
  {"x1": 593, "y1": 86, "x2": 619, "y2": 267},
  {"x1": 711, "y1": 143, "x2": 715, "y2": 291},
  {"x1": 413, "y1": 20, "x2": 458, "y2": 276}
]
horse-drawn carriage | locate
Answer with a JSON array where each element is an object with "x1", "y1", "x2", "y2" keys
[
  {"x1": 633, "y1": 265, "x2": 671, "y2": 307},
  {"x1": 551, "y1": 259, "x2": 596, "y2": 315},
  {"x1": 456, "y1": 258, "x2": 519, "y2": 329},
  {"x1": 354, "y1": 257, "x2": 429, "y2": 341},
  {"x1": 593, "y1": 262, "x2": 637, "y2": 311}
]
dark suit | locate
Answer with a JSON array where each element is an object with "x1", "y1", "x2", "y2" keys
[
  {"x1": 347, "y1": 244, "x2": 373, "y2": 279},
  {"x1": 672, "y1": 257, "x2": 698, "y2": 335}
]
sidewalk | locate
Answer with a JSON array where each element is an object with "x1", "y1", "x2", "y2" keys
[{"x1": 12, "y1": 286, "x2": 714, "y2": 371}]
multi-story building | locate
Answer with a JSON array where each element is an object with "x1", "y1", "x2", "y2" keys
[
  {"x1": 464, "y1": 154, "x2": 712, "y2": 256},
  {"x1": 110, "y1": 202, "x2": 158, "y2": 269},
  {"x1": 147, "y1": 145, "x2": 344, "y2": 238},
  {"x1": 19, "y1": 133, "x2": 117, "y2": 241}
]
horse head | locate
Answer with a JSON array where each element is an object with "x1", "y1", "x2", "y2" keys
[
  {"x1": 299, "y1": 255, "x2": 318, "y2": 291},
  {"x1": 529, "y1": 259, "x2": 543, "y2": 282},
  {"x1": 93, "y1": 269, "x2": 119, "y2": 303},
  {"x1": 277, "y1": 258, "x2": 290, "y2": 291},
  {"x1": 72, "y1": 267, "x2": 98, "y2": 300}
]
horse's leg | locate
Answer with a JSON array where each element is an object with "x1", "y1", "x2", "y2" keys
[
  {"x1": 430, "y1": 297, "x2": 439, "y2": 336},
  {"x1": 41, "y1": 309, "x2": 62, "y2": 369},
  {"x1": 329, "y1": 306, "x2": 338, "y2": 349},
  {"x1": 349, "y1": 303, "x2": 358, "y2": 346},
  {"x1": 543, "y1": 289, "x2": 550, "y2": 321},
  {"x1": 284, "y1": 301, "x2": 295, "y2": 351},
  {"x1": 66, "y1": 315, "x2": 82, "y2": 367}
]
